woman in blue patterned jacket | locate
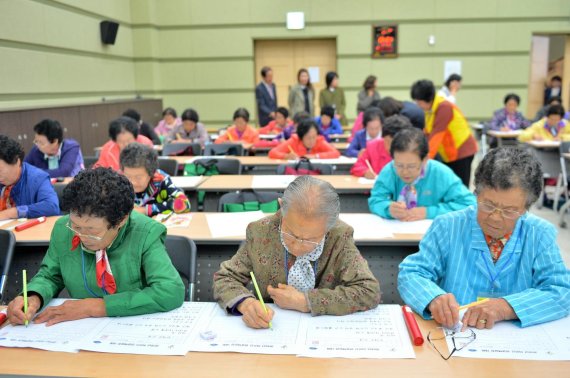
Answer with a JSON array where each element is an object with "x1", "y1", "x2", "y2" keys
[{"x1": 398, "y1": 147, "x2": 570, "y2": 330}]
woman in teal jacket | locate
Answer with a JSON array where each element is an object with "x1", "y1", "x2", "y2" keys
[
  {"x1": 368, "y1": 127, "x2": 475, "y2": 221},
  {"x1": 7, "y1": 167, "x2": 184, "y2": 326},
  {"x1": 398, "y1": 147, "x2": 570, "y2": 330}
]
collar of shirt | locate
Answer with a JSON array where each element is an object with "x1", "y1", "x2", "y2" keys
[{"x1": 44, "y1": 142, "x2": 63, "y2": 160}]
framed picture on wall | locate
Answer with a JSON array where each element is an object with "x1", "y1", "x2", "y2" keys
[{"x1": 372, "y1": 25, "x2": 398, "y2": 58}]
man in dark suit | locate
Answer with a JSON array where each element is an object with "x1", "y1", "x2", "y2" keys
[{"x1": 255, "y1": 66, "x2": 277, "y2": 126}]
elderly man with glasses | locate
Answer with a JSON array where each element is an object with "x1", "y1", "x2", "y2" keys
[
  {"x1": 398, "y1": 147, "x2": 570, "y2": 333},
  {"x1": 213, "y1": 175, "x2": 380, "y2": 329}
]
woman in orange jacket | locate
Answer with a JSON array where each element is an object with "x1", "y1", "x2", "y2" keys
[
  {"x1": 268, "y1": 118, "x2": 341, "y2": 160},
  {"x1": 215, "y1": 108, "x2": 260, "y2": 144}
]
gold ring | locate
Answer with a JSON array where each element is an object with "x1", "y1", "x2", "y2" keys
[{"x1": 479, "y1": 319, "x2": 487, "y2": 324}]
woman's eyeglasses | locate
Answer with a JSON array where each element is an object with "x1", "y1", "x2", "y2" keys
[
  {"x1": 65, "y1": 221, "x2": 110, "y2": 241},
  {"x1": 427, "y1": 327, "x2": 476, "y2": 360},
  {"x1": 478, "y1": 201, "x2": 523, "y2": 220}
]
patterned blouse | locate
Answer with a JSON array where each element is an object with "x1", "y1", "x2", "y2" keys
[{"x1": 134, "y1": 169, "x2": 191, "y2": 216}]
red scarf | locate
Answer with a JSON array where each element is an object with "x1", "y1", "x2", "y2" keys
[{"x1": 95, "y1": 249, "x2": 117, "y2": 294}]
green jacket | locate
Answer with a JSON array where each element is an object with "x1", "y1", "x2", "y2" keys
[
  {"x1": 319, "y1": 87, "x2": 347, "y2": 125},
  {"x1": 213, "y1": 212, "x2": 380, "y2": 316},
  {"x1": 27, "y1": 212, "x2": 185, "y2": 317}
]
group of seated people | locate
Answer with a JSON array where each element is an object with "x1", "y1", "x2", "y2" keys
[{"x1": 5, "y1": 148, "x2": 569, "y2": 335}]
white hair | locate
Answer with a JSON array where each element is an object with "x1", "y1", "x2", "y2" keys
[{"x1": 281, "y1": 176, "x2": 340, "y2": 230}]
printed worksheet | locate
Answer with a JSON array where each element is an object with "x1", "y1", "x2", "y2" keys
[
  {"x1": 251, "y1": 175, "x2": 296, "y2": 189},
  {"x1": 0, "y1": 299, "x2": 109, "y2": 353},
  {"x1": 298, "y1": 305, "x2": 416, "y2": 359},
  {"x1": 206, "y1": 211, "x2": 266, "y2": 238},
  {"x1": 339, "y1": 213, "x2": 394, "y2": 239},
  {"x1": 188, "y1": 304, "x2": 305, "y2": 355},
  {"x1": 78, "y1": 302, "x2": 216, "y2": 355},
  {"x1": 451, "y1": 316, "x2": 570, "y2": 360}
]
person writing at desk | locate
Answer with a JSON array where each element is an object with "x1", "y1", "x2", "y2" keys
[
  {"x1": 345, "y1": 107, "x2": 384, "y2": 158},
  {"x1": 368, "y1": 128, "x2": 475, "y2": 221},
  {"x1": 398, "y1": 147, "x2": 570, "y2": 330},
  {"x1": 213, "y1": 176, "x2": 380, "y2": 328},
  {"x1": 268, "y1": 119, "x2": 340, "y2": 160},
  {"x1": 163, "y1": 108, "x2": 209, "y2": 147},
  {"x1": 0, "y1": 135, "x2": 59, "y2": 220},
  {"x1": 518, "y1": 104, "x2": 570, "y2": 142},
  {"x1": 120, "y1": 144, "x2": 191, "y2": 217},
  {"x1": 6, "y1": 168, "x2": 185, "y2": 325},
  {"x1": 215, "y1": 108, "x2": 260, "y2": 145}
]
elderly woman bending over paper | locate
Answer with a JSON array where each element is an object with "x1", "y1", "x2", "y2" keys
[
  {"x1": 213, "y1": 176, "x2": 380, "y2": 329},
  {"x1": 398, "y1": 147, "x2": 570, "y2": 330},
  {"x1": 7, "y1": 168, "x2": 185, "y2": 326}
]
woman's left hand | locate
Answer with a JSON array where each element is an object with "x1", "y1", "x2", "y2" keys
[
  {"x1": 267, "y1": 284, "x2": 309, "y2": 313},
  {"x1": 461, "y1": 298, "x2": 516, "y2": 331},
  {"x1": 404, "y1": 207, "x2": 426, "y2": 222},
  {"x1": 34, "y1": 298, "x2": 106, "y2": 326}
]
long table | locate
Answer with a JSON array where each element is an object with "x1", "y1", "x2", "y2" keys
[
  {"x1": 197, "y1": 175, "x2": 373, "y2": 212},
  {"x1": 8, "y1": 213, "x2": 422, "y2": 304},
  {"x1": 0, "y1": 314, "x2": 564, "y2": 377}
]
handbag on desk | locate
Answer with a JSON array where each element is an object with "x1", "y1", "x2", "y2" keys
[{"x1": 283, "y1": 157, "x2": 322, "y2": 175}]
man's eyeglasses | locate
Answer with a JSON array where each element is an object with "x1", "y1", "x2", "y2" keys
[
  {"x1": 65, "y1": 221, "x2": 110, "y2": 241},
  {"x1": 478, "y1": 201, "x2": 523, "y2": 220},
  {"x1": 427, "y1": 327, "x2": 476, "y2": 360}
]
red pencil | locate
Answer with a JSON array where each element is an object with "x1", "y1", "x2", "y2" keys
[{"x1": 402, "y1": 305, "x2": 424, "y2": 346}]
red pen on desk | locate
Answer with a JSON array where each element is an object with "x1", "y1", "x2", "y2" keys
[
  {"x1": 15, "y1": 217, "x2": 46, "y2": 232},
  {"x1": 402, "y1": 305, "x2": 424, "y2": 346}
]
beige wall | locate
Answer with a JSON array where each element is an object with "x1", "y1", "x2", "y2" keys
[{"x1": 1, "y1": 0, "x2": 569, "y2": 129}]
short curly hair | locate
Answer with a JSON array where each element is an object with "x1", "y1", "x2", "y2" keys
[
  {"x1": 62, "y1": 167, "x2": 134, "y2": 228},
  {"x1": 0, "y1": 135, "x2": 25, "y2": 165},
  {"x1": 120, "y1": 143, "x2": 158, "y2": 177},
  {"x1": 474, "y1": 147, "x2": 543, "y2": 209}
]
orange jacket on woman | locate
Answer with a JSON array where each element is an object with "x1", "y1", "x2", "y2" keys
[{"x1": 268, "y1": 134, "x2": 340, "y2": 159}]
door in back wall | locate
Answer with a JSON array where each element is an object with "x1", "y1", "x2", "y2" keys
[{"x1": 254, "y1": 38, "x2": 337, "y2": 124}]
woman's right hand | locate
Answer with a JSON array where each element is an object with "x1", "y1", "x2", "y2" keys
[
  {"x1": 389, "y1": 201, "x2": 408, "y2": 220},
  {"x1": 428, "y1": 293, "x2": 460, "y2": 329},
  {"x1": 237, "y1": 298, "x2": 274, "y2": 329},
  {"x1": 7, "y1": 295, "x2": 42, "y2": 325},
  {"x1": 284, "y1": 152, "x2": 298, "y2": 160}
]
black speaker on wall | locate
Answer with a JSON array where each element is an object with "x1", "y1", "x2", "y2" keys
[{"x1": 100, "y1": 21, "x2": 119, "y2": 45}]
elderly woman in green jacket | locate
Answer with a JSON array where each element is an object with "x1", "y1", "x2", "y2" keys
[{"x1": 7, "y1": 167, "x2": 184, "y2": 326}]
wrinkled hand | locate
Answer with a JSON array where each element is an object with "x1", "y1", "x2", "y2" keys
[
  {"x1": 389, "y1": 201, "x2": 408, "y2": 220},
  {"x1": 237, "y1": 297, "x2": 274, "y2": 329},
  {"x1": 461, "y1": 298, "x2": 516, "y2": 331},
  {"x1": 7, "y1": 295, "x2": 42, "y2": 325},
  {"x1": 34, "y1": 298, "x2": 106, "y2": 326},
  {"x1": 267, "y1": 283, "x2": 309, "y2": 312},
  {"x1": 428, "y1": 293, "x2": 460, "y2": 329},
  {"x1": 403, "y1": 207, "x2": 427, "y2": 222},
  {"x1": 284, "y1": 152, "x2": 298, "y2": 160}
]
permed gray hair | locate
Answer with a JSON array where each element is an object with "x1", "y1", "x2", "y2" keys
[
  {"x1": 474, "y1": 147, "x2": 543, "y2": 209},
  {"x1": 281, "y1": 175, "x2": 340, "y2": 230},
  {"x1": 119, "y1": 143, "x2": 158, "y2": 177}
]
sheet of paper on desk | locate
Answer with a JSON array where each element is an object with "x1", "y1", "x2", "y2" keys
[
  {"x1": 188, "y1": 304, "x2": 305, "y2": 355},
  {"x1": 451, "y1": 315, "x2": 570, "y2": 360},
  {"x1": 357, "y1": 177, "x2": 376, "y2": 185},
  {"x1": 382, "y1": 219, "x2": 433, "y2": 235},
  {"x1": 529, "y1": 140, "x2": 561, "y2": 148},
  {"x1": 490, "y1": 130, "x2": 521, "y2": 136},
  {"x1": 78, "y1": 302, "x2": 216, "y2": 356},
  {"x1": 0, "y1": 219, "x2": 13, "y2": 228},
  {"x1": 0, "y1": 299, "x2": 109, "y2": 353},
  {"x1": 206, "y1": 211, "x2": 266, "y2": 238},
  {"x1": 170, "y1": 176, "x2": 204, "y2": 189},
  {"x1": 298, "y1": 305, "x2": 415, "y2": 359},
  {"x1": 251, "y1": 175, "x2": 295, "y2": 189},
  {"x1": 339, "y1": 214, "x2": 393, "y2": 239}
]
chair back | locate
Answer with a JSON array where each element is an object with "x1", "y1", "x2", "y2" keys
[{"x1": 164, "y1": 235, "x2": 198, "y2": 301}]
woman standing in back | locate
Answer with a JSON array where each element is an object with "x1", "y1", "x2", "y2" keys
[{"x1": 289, "y1": 68, "x2": 315, "y2": 118}]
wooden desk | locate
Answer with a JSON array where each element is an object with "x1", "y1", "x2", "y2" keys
[
  {"x1": 8, "y1": 213, "x2": 421, "y2": 303},
  {"x1": 0, "y1": 315, "x2": 565, "y2": 378},
  {"x1": 486, "y1": 130, "x2": 521, "y2": 147},
  {"x1": 197, "y1": 175, "x2": 372, "y2": 212},
  {"x1": 526, "y1": 140, "x2": 561, "y2": 149},
  {"x1": 329, "y1": 133, "x2": 350, "y2": 142},
  {"x1": 332, "y1": 142, "x2": 349, "y2": 151}
]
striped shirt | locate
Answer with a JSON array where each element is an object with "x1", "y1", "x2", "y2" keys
[{"x1": 398, "y1": 206, "x2": 570, "y2": 327}]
